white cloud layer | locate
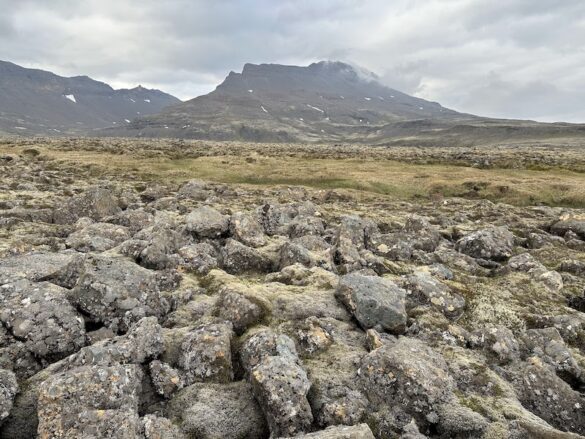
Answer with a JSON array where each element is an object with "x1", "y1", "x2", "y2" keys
[{"x1": 1, "y1": 0, "x2": 584, "y2": 122}]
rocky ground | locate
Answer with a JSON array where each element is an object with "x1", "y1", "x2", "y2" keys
[{"x1": 0, "y1": 139, "x2": 584, "y2": 438}]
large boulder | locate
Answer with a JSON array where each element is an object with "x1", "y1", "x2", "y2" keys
[
  {"x1": 69, "y1": 255, "x2": 170, "y2": 333},
  {"x1": 230, "y1": 211, "x2": 267, "y2": 248},
  {"x1": 336, "y1": 273, "x2": 407, "y2": 334},
  {"x1": 53, "y1": 186, "x2": 121, "y2": 224},
  {"x1": 359, "y1": 338, "x2": 455, "y2": 425},
  {"x1": 179, "y1": 323, "x2": 234, "y2": 385},
  {"x1": 0, "y1": 278, "x2": 86, "y2": 362},
  {"x1": 241, "y1": 329, "x2": 313, "y2": 437},
  {"x1": 66, "y1": 222, "x2": 130, "y2": 252},
  {"x1": 178, "y1": 243, "x2": 219, "y2": 274},
  {"x1": 403, "y1": 271, "x2": 465, "y2": 319},
  {"x1": 185, "y1": 206, "x2": 229, "y2": 239},
  {"x1": 221, "y1": 238, "x2": 274, "y2": 274},
  {"x1": 0, "y1": 252, "x2": 76, "y2": 283},
  {"x1": 37, "y1": 364, "x2": 143, "y2": 438},
  {"x1": 551, "y1": 218, "x2": 585, "y2": 240},
  {"x1": 214, "y1": 288, "x2": 266, "y2": 335},
  {"x1": 257, "y1": 201, "x2": 319, "y2": 236},
  {"x1": 456, "y1": 226, "x2": 515, "y2": 261}
]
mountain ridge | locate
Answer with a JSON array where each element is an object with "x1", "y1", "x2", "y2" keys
[{"x1": 0, "y1": 60, "x2": 181, "y2": 135}]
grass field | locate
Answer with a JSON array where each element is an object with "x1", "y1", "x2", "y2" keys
[{"x1": 2, "y1": 139, "x2": 585, "y2": 208}]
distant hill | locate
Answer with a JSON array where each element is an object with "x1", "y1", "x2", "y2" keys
[{"x1": 0, "y1": 60, "x2": 181, "y2": 135}]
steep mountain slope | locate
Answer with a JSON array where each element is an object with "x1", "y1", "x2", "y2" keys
[
  {"x1": 0, "y1": 60, "x2": 181, "y2": 135},
  {"x1": 105, "y1": 61, "x2": 475, "y2": 142}
]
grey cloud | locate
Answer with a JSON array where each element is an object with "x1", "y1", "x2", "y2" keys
[{"x1": 0, "y1": 0, "x2": 583, "y2": 121}]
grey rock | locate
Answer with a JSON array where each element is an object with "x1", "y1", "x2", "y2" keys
[
  {"x1": 241, "y1": 329, "x2": 312, "y2": 437},
  {"x1": 359, "y1": 337, "x2": 455, "y2": 424},
  {"x1": 67, "y1": 317, "x2": 164, "y2": 368},
  {"x1": 53, "y1": 186, "x2": 121, "y2": 224},
  {"x1": 70, "y1": 255, "x2": 170, "y2": 333},
  {"x1": 167, "y1": 381, "x2": 268, "y2": 439},
  {"x1": 404, "y1": 271, "x2": 465, "y2": 319},
  {"x1": 131, "y1": 224, "x2": 187, "y2": 270},
  {"x1": 0, "y1": 369, "x2": 18, "y2": 423},
  {"x1": 178, "y1": 242, "x2": 219, "y2": 274},
  {"x1": 551, "y1": 219, "x2": 585, "y2": 240},
  {"x1": 257, "y1": 201, "x2": 319, "y2": 236},
  {"x1": 279, "y1": 424, "x2": 375, "y2": 438},
  {"x1": 456, "y1": 226, "x2": 515, "y2": 261},
  {"x1": 0, "y1": 279, "x2": 86, "y2": 361},
  {"x1": 149, "y1": 360, "x2": 184, "y2": 399},
  {"x1": 230, "y1": 211, "x2": 267, "y2": 248},
  {"x1": 37, "y1": 364, "x2": 143, "y2": 438},
  {"x1": 509, "y1": 360, "x2": 585, "y2": 435},
  {"x1": 336, "y1": 272, "x2": 407, "y2": 334},
  {"x1": 179, "y1": 323, "x2": 234, "y2": 385},
  {"x1": 177, "y1": 179, "x2": 210, "y2": 201},
  {"x1": 141, "y1": 414, "x2": 186, "y2": 439},
  {"x1": 250, "y1": 355, "x2": 313, "y2": 438},
  {"x1": 0, "y1": 252, "x2": 76, "y2": 283},
  {"x1": 221, "y1": 238, "x2": 274, "y2": 274},
  {"x1": 214, "y1": 288, "x2": 265, "y2": 335},
  {"x1": 66, "y1": 222, "x2": 130, "y2": 252},
  {"x1": 185, "y1": 206, "x2": 229, "y2": 238},
  {"x1": 240, "y1": 329, "x2": 299, "y2": 372},
  {"x1": 560, "y1": 259, "x2": 585, "y2": 277}
]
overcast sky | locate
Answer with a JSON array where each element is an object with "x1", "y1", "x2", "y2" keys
[{"x1": 1, "y1": 0, "x2": 584, "y2": 122}]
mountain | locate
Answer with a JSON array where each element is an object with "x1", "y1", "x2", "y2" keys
[
  {"x1": 0, "y1": 60, "x2": 181, "y2": 135},
  {"x1": 105, "y1": 61, "x2": 477, "y2": 142}
]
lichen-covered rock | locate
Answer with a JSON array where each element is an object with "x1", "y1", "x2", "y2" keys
[
  {"x1": 239, "y1": 329, "x2": 299, "y2": 372},
  {"x1": 0, "y1": 279, "x2": 86, "y2": 361},
  {"x1": 65, "y1": 222, "x2": 130, "y2": 252},
  {"x1": 69, "y1": 255, "x2": 170, "y2": 332},
  {"x1": 250, "y1": 355, "x2": 313, "y2": 437},
  {"x1": 177, "y1": 179, "x2": 211, "y2": 201},
  {"x1": 37, "y1": 364, "x2": 143, "y2": 438},
  {"x1": 0, "y1": 369, "x2": 18, "y2": 423},
  {"x1": 167, "y1": 381, "x2": 268, "y2": 439},
  {"x1": 67, "y1": 317, "x2": 164, "y2": 368},
  {"x1": 359, "y1": 337, "x2": 455, "y2": 425},
  {"x1": 456, "y1": 226, "x2": 515, "y2": 261},
  {"x1": 185, "y1": 206, "x2": 229, "y2": 238},
  {"x1": 149, "y1": 360, "x2": 184, "y2": 399},
  {"x1": 230, "y1": 211, "x2": 267, "y2": 248},
  {"x1": 404, "y1": 271, "x2": 465, "y2": 319},
  {"x1": 178, "y1": 242, "x2": 219, "y2": 274},
  {"x1": 129, "y1": 224, "x2": 188, "y2": 270},
  {"x1": 221, "y1": 238, "x2": 274, "y2": 274},
  {"x1": 509, "y1": 358, "x2": 585, "y2": 435},
  {"x1": 179, "y1": 323, "x2": 234, "y2": 385},
  {"x1": 336, "y1": 272, "x2": 407, "y2": 334},
  {"x1": 551, "y1": 218, "x2": 585, "y2": 240},
  {"x1": 241, "y1": 329, "x2": 313, "y2": 437},
  {"x1": 521, "y1": 327, "x2": 584, "y2": 384},
  {"x1": 0, "y1": 252, "x2": 76, "y2": 283},
  {"x1": 214, "y1": 288, "x2": 265, "y2": 335},
  {"x1": 279, "y1": 424, "x2": 376, "y2": 438},
  {"x1": 53, "y1": 186, "x2": 121, "y2": 224},
  {"x1": 141, "y1": 414, "x2": 186, "y2": 439},
  {"x1": 257, "y1": 201, "x2": 319, "y2": 236}
]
